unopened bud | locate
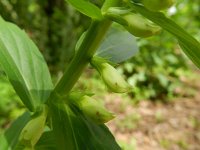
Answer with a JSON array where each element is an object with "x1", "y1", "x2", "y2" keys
[
  {"x1": 91, "y1": 57, "x2": 131, "y2": 93},
  {"x1": 77, "y1": 96, "x2": 115, "y2": 124},
  {"x1": 123, "y1": 13, "x2": 161, "y2": 38},
  {"x1": 19, "y1": 105, "x2": 48, "y2": 147}
]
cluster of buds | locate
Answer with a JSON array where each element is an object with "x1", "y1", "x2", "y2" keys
[{"x1": 66, "y1": 57, "x2": 132, "y2": 124}]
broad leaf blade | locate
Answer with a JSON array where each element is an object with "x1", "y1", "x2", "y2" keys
[
  {"x1": 131, "y1": 3, "x2": 200, "y2": 68},
  {"x1": 0, "y1": 17, "x2": 53, "y2": 111},
  {"x1": 65, "y1": 0, "x2": 102, "y2": 20},
  {"x1": 51, "y1": 103, "x2": 121, "y2": 150},
  {"x1": 0, "y1": 112, "x2": 31, "y2": 150},
  {"x1": 96, "y1": 25, "x2": 139, "y2": 63}
]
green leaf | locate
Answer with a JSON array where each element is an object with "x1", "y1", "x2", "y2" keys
[
  {"x1": 0, "y1": 17, "x2": 53, "y2": 111},
  {"x1": 130, "y1": 3, "x2": 200, "y2": 68},
  {"x1": 0, "y1": 112, "x2": 31, "y2": 150},
  {"x1": 65, "y1": 0, "x2": 103, "y2": 20},
  {"x1": 35, "y1": 131, "x2": 56, "y2": 150},
  {"x1": 51, "y1": 103, "x2": 121, "y2": 150},
  {"x1": 96, "y1": 24, "x2": 139, "y2": 63}
]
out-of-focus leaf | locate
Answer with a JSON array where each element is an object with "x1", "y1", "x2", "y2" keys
[
  {"x1": 65, "y1": 0, "x2": 102, "y2": 20},
  {"x1": 0, "y1": 17, "x2": 53, "y2": 111},
  {"x1": 51, "y1": 103, "x2": 121, "y2": 150},
  {"x1": 130, "y1": 3, "x2": 200, "y2": 68},
  {"x1": 96, "y1": 25, "x2": 139, "y2": 63},
  {"x1": 0, "y1": 112, "x2": 31, "y2": 150}
]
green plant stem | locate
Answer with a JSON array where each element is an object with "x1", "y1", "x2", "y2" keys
[
  {"x1": 48, "y1": 0, "x2": 122, "y2": 103},
  {"x1": 55, "y1": 20, "x2": 111, "y2": 95}
]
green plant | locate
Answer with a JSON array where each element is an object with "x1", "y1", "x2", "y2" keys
[{"x1": 0, "y1": 0, "x2": 200, "y2": 149}]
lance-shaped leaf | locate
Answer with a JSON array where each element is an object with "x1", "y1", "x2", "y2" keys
[
  {"x1": 51, "y1": 103, "x2": 121, "y2": 150},
  {"x1": 65, "y1": 0, "x2": 103, "y2": 20},
  {"x1": 0, "y1": 17, "x2": 53, "y2": 111},
  {"x1": 130, "y1": 3, "x2": 200, "y2": 68},
  {"x1": 0, "y1": 112, "x2": 31, "y2": 150}
]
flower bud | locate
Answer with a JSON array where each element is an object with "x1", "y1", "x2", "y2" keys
[
  {"x1": 141, "y1": 0, "x2": 175, "y2": 11},
  {"x1": 123, "y1": 13, "x2": 161, "y2": 38},
  {"x1": 101, "y1": 63, "x2": 131, "y2": 93},
  {"x1": 19, "y1": 105, "x2": 48, "y2": 147},
  {"x1": 76, "y1": 95, "x2": 115, "y2": 124},
  {"x1": 91, "y1": 57, "x2": 131, "y2": 93}
]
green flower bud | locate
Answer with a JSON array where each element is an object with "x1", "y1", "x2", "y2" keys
[
  {"x1": 91, "y1": 57, "x2": 131, "y2": 93},
  {"x1": 19, "y1": 105, "x2": 48, "y2": 148},
  {"x1": 78, "y1": 96, "x2": 115, "y2": 124},
  {"x1": 141, "y1": 0, "x2": 175, "y2": 11},
  {"x1": 123, "y1": 13, "x2": 161, "y2": 38},
  {"x1": 101, "y1": 63, "x2": 131, "y2": 93}
]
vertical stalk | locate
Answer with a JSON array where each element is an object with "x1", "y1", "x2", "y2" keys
[
  {"x1": 49, "y1": 0, "x2": 122, "y2": 102},
  {"x1": 54, "y1": 19, "x2": 112, "y2": 96}
]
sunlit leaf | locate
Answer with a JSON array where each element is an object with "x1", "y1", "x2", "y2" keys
[{"x1": 0, "y1": 17, "x2": 53, "y2": 111}]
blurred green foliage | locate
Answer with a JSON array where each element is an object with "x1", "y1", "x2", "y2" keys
[{"x1": 0, "y1": 70, "x2": 24, "y2": 132}]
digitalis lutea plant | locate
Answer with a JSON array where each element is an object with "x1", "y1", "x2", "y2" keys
[{"x1": 1, "y1": 0, "x2": 200, "y2": 149}]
